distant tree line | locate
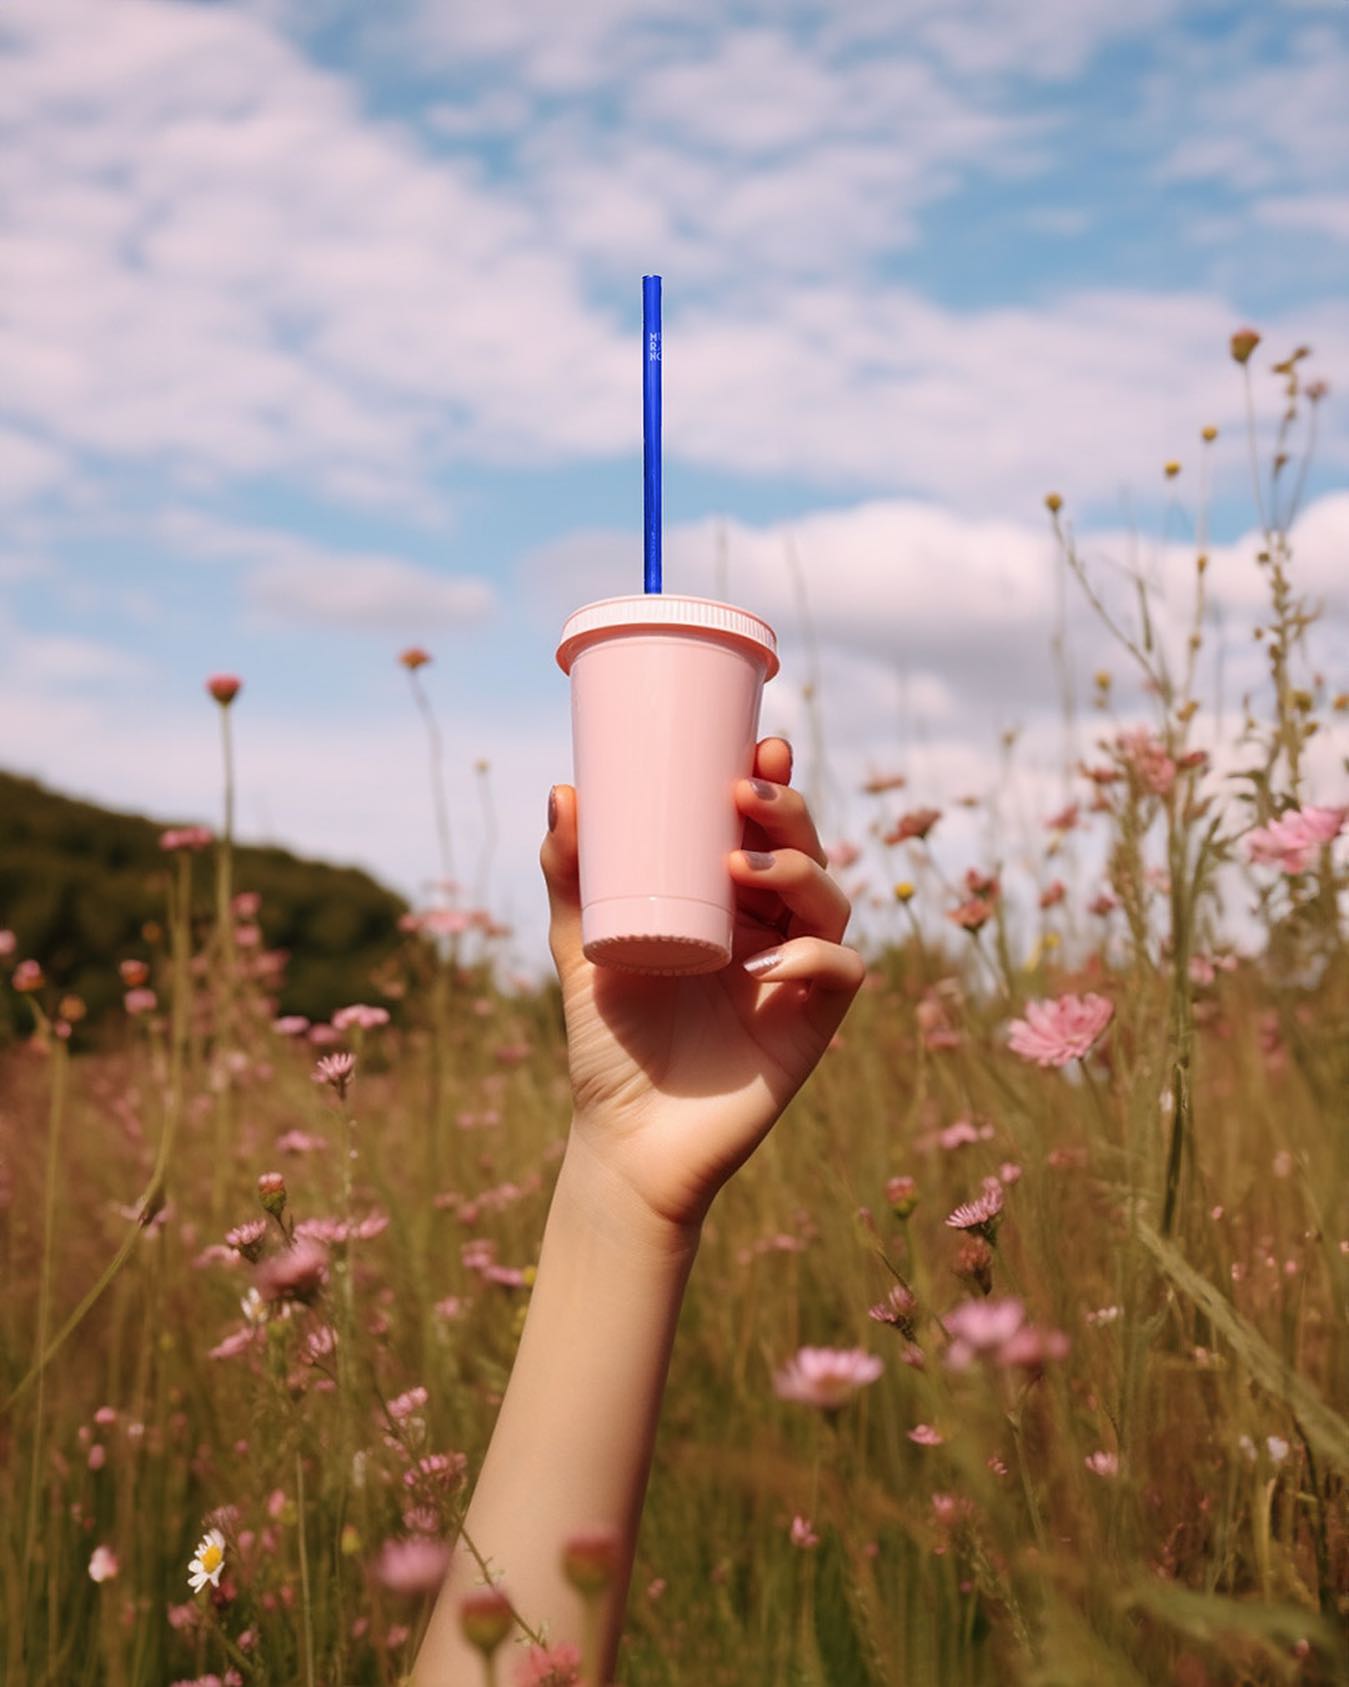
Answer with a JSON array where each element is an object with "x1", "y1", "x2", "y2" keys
[{"x1": 0, "y1": 771, "x2": 408, "y2": 1033}]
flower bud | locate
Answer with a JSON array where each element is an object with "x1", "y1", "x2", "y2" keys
[
  {"x1": 561, "y1": 1527, "x2": 620, "y2": 1595},
  {"x1": 1200, "y1": 425, "x2": 1218, "y2": 442},
  {"x1": 206, "y1": 674, "x2": 242, "y2": 705},
  {"x1": 257, "y1": 1171, "x2": 287, "y2": 1217},
  {"x1": 1230, "y1": 327, "x2": 1260, "y2": 365},
  {"x1": 458, "y1": 1587, "x2": 513, "y2": 1655},
  {"x1": 885, "y1": 1175, "x2": 919, "y2": 1218},
  {"x1": 894, "y1": 881, "x2": 915, "y2": 903},
  {"x1": 399, "y1": 648, "x2": 432, "y2": 671},
  {"x1": 1163, "y1": 460, "x2": 1181, "y2": 479},
  {"x1": 1043, "y1": 492, "x2": 1063, "y2": 514}
]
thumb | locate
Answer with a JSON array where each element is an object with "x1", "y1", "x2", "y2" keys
[{"x1": 540, "y1": 783, "x2": 584, "y2": 979}]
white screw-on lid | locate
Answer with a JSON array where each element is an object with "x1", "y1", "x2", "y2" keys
[{"x1": 557, "y1": 594, "x2": 779, "y2": 679}]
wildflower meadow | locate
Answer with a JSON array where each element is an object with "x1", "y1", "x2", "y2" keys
[{"x1": 2, "y1": 333, "x2": 1347, "y2": 1686}]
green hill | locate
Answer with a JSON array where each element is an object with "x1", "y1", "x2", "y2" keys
[{"x1": 0, "y1": 770, "x2": 408, "y2": 1029}]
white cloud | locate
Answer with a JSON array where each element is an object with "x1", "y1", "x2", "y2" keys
[
  {"x1": 521, "y1": 489, "x2": 1349, "y2": 767},
  {"x1": 0, "y1": 426, "x2": 67, "y2": 504},
  {"x1": 155, "y1": 509, "x2": 495, "y2": 631},
  {"x1": 3, "y1": 0, "x2": 1346, "y2": 525},
  {"x1": 250, "y1": 554, "x2": 492, "y2": 630},
  {"x1": 1256, "y1": 195, "x2": 1349, "y2": 243},
  {"x1": 1153, "y1": 24, "x2": 1349, "y2": 194}
]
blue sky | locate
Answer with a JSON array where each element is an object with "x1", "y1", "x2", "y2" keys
[{"x1": 2, "y1": 0, "x2": 1347, "y2": 974}]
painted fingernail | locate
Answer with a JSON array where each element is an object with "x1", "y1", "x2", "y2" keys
[
  {"x1": 547, "y1": 786, "x2": 558, "y2": 833},
  {"x1": 742, "y1": 850, "x2": 776, "y2": 870},
  {"x1": 743, "y1": 946, "x2": 784, "y2": 976},
  {"x1": 750, "y1": 778, "x2": 778, "y2": 800}
]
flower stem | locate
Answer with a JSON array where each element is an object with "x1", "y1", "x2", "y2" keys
[
  {"x1": 24, "y1": 1035, "x2": 67, "y2": 1624},
  {"x1": 295, "y1": 1447, "x2": 317, "y2": 1687}
]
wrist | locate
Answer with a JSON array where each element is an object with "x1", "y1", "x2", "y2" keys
[{"x1": 553, "y1": 1127, "x2": 703, "y2": 1267}]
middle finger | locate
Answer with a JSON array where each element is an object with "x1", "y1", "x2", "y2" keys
[{"x1": 735, "y1": 777, "x2": 828, "y2": 867}]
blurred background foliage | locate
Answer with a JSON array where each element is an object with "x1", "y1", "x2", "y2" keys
[{"x1": 0, "y1": 771, "x2": 407, "y2": 1031}]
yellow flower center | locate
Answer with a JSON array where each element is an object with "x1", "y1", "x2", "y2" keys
[{"x1": 199, "y1": 1543, "x2": 223, "y2": 1574}]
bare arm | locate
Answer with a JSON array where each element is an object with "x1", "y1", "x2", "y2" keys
[
  {"x1": 413, "y1": 736, "x2": 863, "y2": 1683},
  {"x1": 412, "y1": 1137, "x2": 697, "y2": 1683}
]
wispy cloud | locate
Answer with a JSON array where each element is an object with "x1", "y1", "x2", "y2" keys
[{"x1": 157, "y1": 509, "x2": 494, "y2": 631}]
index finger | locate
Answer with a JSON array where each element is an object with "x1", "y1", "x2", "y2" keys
[{"x1": 753, "y1": 736, "x2": 793, "y2": 787}]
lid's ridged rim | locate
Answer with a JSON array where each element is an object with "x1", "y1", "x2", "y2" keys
[{"x1": 557, "y1": 594, "x2": 778, "y2": 678}]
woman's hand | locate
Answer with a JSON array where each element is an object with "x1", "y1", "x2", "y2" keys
[{"x1": 541, "y1": 735, "x2": 865, "y2": 1242}]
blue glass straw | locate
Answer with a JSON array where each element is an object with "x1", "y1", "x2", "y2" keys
[{"x1": 642, "y1": 274, "x2": 662, "y2": 593}]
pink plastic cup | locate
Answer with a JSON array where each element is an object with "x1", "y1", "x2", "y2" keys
[{"x1": 556, "y1": 594, "x2": 780, "y2": 974}]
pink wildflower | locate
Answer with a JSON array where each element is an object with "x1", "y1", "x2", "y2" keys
[
  {"x1": 773, "y1": 1346, "x2": 884, "y2": 1410},
  {"x1": 908, "y1": 1424, "x2": 944, "y2": 1445},
  {"x1": 1044, "y1": 803, "x2": 1079, "y2": 832},
  {"x1": 88, "y1": 1544, "x2": 119, "y2": 1582},
  {"x1": 373, "y1": 1537, "x2": 450, "y2": 1595},
  {"x1": 415, "y1": 908, "x2": 474, "y2": 937},
  {"x1": 885, "y1": 806, "x2": 942, "y2": 844},
  {"x1": 256, "y1": 1239, "x2": 328, "y2": 1304},
  {"x1": 0, "y1": 930, "x2": 14, "y2": 957},
  {"x1": 1039, "y1": 880, "x2": 1066, "y2": 910},
  {"x1": 275, "y1": 1130, "x2": 327, "y2": 1155},
  {"x1": 945, "y1": 1184, "x2": 1004, "y2": 1236},
  {"x1": 1007, "y1": 993, "x2": 1113, "y2": 1067},
  {"x1": 405, "y1": 1451, "x2": 468, "y2": 1491},
  {"x1": 789, "y1": 1515, "x2": 821, "y2": 1549},
  {"x1": 868, "y1": 1282, "x2": 918, "y2": 1336},
  {"x1": 208, "y1": 1328, "x2": 257, "y2": 1361},
  {"x1": 387, "y1": 1386, "x2": 429, "y2": 1422},
  {"x1": 159, "y1": 826, "x2": 213, "y2": 852},
  {"x1": 1084, "y1": 1450, "x2": 1119, "y2": 1477},
  {"x1": 225, "y1": 1219, "x2": 267, "y2": 1261},
  {"x1": 304, "y1": 1325, "x2": 338, "y2": 1363},
  {"x1": 998, "y1": 1324, "x2": 1071, "y2": 1370},
  {"x1": 1116, "y1": 728, "x2": 1176, "y2": 796},
  {"x1": 1245, "y1": 805, "x2": 1346, "y2": 873},
  {"x1": 937, "y1": 1118, "x2": 985, "y2": 1151},
  {"x1": 943, "y1": 1297, "x2": 1026, "y2": 1368},
  {"x1": 332, "y1": 1003, "x2": 390, "y2": 1031},
  {"x1": 313, "y1": 1052, "x2": 355, "y2": 1098},
  {"x1": 514, "y1": 1642, "x2": 581, "y2": 1686},
  {"x1": 271, "y1": 1015, "x2": 310, "y2": 1037},
  {"x1": 11, "y1": 959, "x2": 43, "y2": 992},
  {"x1": 947, "y1": 896, "x2": 994, "y2": 933}
]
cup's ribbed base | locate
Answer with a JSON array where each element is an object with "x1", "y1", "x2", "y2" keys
[{"x1": 582, "y1": 896, "x2": 732, "y2": 975}]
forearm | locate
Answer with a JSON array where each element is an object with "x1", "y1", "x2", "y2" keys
[{"x1": 413, "y1": 1129, "x2": 700, "y2": 1685}]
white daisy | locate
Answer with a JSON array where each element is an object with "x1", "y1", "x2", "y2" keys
[{"x1": 188, "y1": 1527, "x2": 227, "y2": 1593}]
